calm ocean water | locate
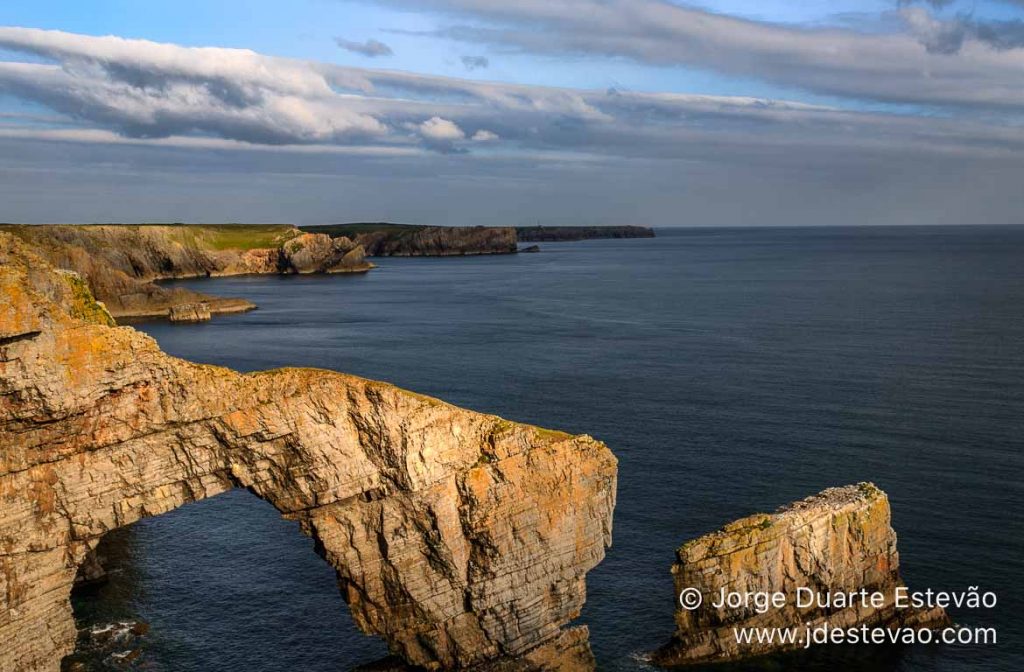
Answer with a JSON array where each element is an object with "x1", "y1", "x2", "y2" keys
[{"x1": 71, "y1": 226, "x2": 1024, "y2": 672}]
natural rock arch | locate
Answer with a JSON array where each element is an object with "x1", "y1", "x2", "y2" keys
[
  {"x1": 0, "y1": 233, "x2": 617, "y2": 672},
  {"x1": 67, "y1": 488, "x2": 391, "y2": 670}
]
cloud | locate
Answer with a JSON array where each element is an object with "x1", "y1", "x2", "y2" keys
[
  {"x1": 471, "y1": 129, "x2": 499, "y2": 141},
  {"x1": 2, "y1": 26, "x2": 1024, "y2": 169},
  {"x1": 334, "y1": 37, "x2": 393, "y2": 57},
  {"x1": 0, "y1": 20, "x2": 1023, "y2": 224},
  {"x1": 899, "y1": 5, "x2": 1024, "y2": 53},
  {"x1": 416, "y1": 116, "x2": 465, "y2": 141},
  {"x1": 371, "y1": 0, "x2": 1024, "y2": 111},
  {"x1": 0, "y1": 28, "x2": 387, "y2": 144},
  {"x1": 900, "y1": 7, "x2": 968, "y2": 53},
  {"x1": 460, "y1": 54, "x2": 489, "y2": 70}
]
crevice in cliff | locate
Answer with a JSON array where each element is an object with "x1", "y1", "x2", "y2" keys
[{"x1": 0, "y1": 330, "x2": 41, "y2": 346}]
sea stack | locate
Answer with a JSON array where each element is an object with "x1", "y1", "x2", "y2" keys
[
  {"x1": 652, "y1": 483, "x2": 949, "y2": 666},
  {"x1": 168, "y1": 301, "x2": 212, "y2": 322}
]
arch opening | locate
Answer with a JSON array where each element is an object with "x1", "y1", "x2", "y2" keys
[{"x1": 63, "y1": 489, "x2": 386, "y2": 672}]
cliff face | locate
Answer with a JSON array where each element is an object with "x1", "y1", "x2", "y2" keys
[
  {"x1": 652, "y1": 484, "x2": 948, "y2": 666},
  {"x1": 353, "y1": 226, "x2": 518, "y2": 257},
  {"x1": 514, "y1": 227, "x2": 654, "y2": 242},
  {"x1": 0, "y1": 225, "x2": 373, "y2": 320},
  {"x1": 298, "y1": 224, "x2": 518, "y2": 257},
  {"x1": 0, "y1": 233, "x2": 617, "y2": 672}
]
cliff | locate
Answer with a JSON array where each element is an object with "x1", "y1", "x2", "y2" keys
[
  {"x1": 0, "y1": 224, "x2": 373, "y2": 320},
  {"x1": 652, "y1": 483, "x2": 948, "y2": 666},
  {"x1": 302, "y1": 224, "x2": 519, "y2": 257},
  {"x1": 0, "y1": 232, "x2": 618, "y2": 672},
  {"x1": 514, "y1": 227, "x2": 654, "y2": 242},
  {"x1": 304, "y1": 223, "x2": 655, "y2": 249}
]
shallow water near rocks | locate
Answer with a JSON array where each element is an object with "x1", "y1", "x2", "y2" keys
[{"x1": 72, "y1": 226, "x2": 1024, "y2": 671}]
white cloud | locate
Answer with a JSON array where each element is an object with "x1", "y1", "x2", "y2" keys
[
  {"x1": 0, "y1": 25, "x2": 1024, "y2": 167},
  {"x1": 373, "y1": 0, "x2": 1024, "y2": 111},
  {"x1": 417, "y1": 116, "x2": 465, "y2": 141},
  {"x1": 472, "y1": 129, "x2": 499, "y2": 141}
]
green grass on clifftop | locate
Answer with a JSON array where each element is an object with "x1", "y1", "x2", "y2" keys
[
  {"x1": 0, "y1": 223, "x2": 302, "y2": 251},
  {"x1": 160, "y1": 224, "x2": 301, "y2": 250}
]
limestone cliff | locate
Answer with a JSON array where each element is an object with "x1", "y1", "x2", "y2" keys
[
  {"x1": 0, "y1": 233, "x2": 617, "y2": 672},
  {"x1": 0, "y1": 224, "x2": 373, "y2": 320},
  {"x1": 652, "y1": 483, "x2": 948, "y2": 666},
  {"x1": 303, "y1": 225, "x2": 519, "y2": 257},
  {"x1": 514, "y1": 226, "x2": 654, "y2": 242}
]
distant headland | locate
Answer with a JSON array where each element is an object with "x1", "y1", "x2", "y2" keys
[
  {"x1": 0, "y1": 223, "x2": 654, "y2": 322},
  {"x1": 301, "y1": 222, "x2": 656, "y2": 245}
]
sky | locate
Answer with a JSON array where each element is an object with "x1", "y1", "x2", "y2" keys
[{"x1": 1, "y1": 0, "x2": 1024, "y2": 226}]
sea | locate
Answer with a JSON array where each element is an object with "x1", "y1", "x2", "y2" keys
[{"x1": 69, "y1": 226, "x2": 1024, "y2": 672}]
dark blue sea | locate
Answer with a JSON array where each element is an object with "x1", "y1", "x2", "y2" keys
[{"x1": 71, "y1": 226, "x2": 1024, "y2": 672}]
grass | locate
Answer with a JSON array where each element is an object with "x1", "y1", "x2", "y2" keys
[
  {"x1": 161, "y1": 224, "x2": 301, "y2": 250},
  {"x1": 0, "y1": 223, "x2": 303, "y2": 251},
  {"x1": 58, "y1": 270, "x2": 115, "y2": 326}
]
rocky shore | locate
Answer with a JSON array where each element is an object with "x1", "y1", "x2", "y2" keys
[
  {"x1": 652, "y1": 483, "x2": 948, "y2": 666},
  {"x1": 0, "y1": 223, "x2": 655, "y2": 323},
  {"x1": 0, "y1": 224, "x2": 373, "y2": 321},
  {"x1": 0, "y1": 231, "x2": 618, "y2": 672}
]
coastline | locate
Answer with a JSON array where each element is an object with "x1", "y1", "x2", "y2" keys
[{"x1": 0, "y1": 223, "x2": 652, "y2": 322}]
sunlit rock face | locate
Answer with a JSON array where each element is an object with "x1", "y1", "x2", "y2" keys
[
  {"x1": 652, "y1": 483, "x2": 948, "y2": 666},
  {"x1": 0, "y1": 233, "x2": 617, "y2": 672},
  {"x1": 0, "y1": 224, "x2": 374, "y2": 320}
]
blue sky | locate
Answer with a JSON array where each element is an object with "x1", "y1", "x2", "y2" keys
[
  {"x1": 1, "y1": 0, "x2": 1024, "y2": 225},
  {"x1": 3, "y1": 0, "x2": 1007, "y2": 100}
]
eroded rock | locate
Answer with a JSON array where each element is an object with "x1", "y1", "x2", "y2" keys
[
  {"x1": 652, "y1": 483, "x2": 948, "y2": 666},
  {"x1": 168, "y1": 302, "x2": 212, "y2": 322},
  {"x1": 0, "y1": 224, "x2": 373, "y2": 320},
  {"x1": 0, "y1": 233, "x2": 617, "y2": 672}
]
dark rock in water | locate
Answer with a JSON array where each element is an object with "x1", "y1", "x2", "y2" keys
[
  {"x1": 72, "y1": 548, "x2": 107, "y2": 587},
  {"x1": 652, "y1": 483, "x2": 949, "y2": 666},
  {"x1": 63, "y1": 620, "x2": 150, "y2": 671},
  {"x1": 520, "y1": 245, "x2": 541, "y2": 253},
  {"x1": 108, "y1": 647, "x2": 142, "y2": 667},
  {"x1": 515, "y1": 226, "x2": 654, "y2": 242}
]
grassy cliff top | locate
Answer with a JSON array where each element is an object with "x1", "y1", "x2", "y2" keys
[{"x1": 0, "y1": 223, "x2": 302, "y2": 251}]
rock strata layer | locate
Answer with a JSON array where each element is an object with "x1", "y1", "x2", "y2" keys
[
  {"x1": 0, "y1": 232, "x2": 618, "y2": 672},
  {"x1": 652, "y1": 483, "x2": 948, "y2": 666},
  {"x1": 354, "y1": 226, "x2": 518, "y2": 257},
  {"x1": 168, "y1": 302, "x2": 211, "y2": 323},
  {"x1": 298, "y1": 224, "x2": 519, "y2": 257}
]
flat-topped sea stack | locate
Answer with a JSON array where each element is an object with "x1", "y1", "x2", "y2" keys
[
  {"x1": 652, "y1": 483, "x2": 948, "y2": 666},
  {"x1": 0, "y1": 232, "x2": 618, "y2": 672},
  {"x1": 168, "y1": 301, "x2": 212, "y2": 323}
]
